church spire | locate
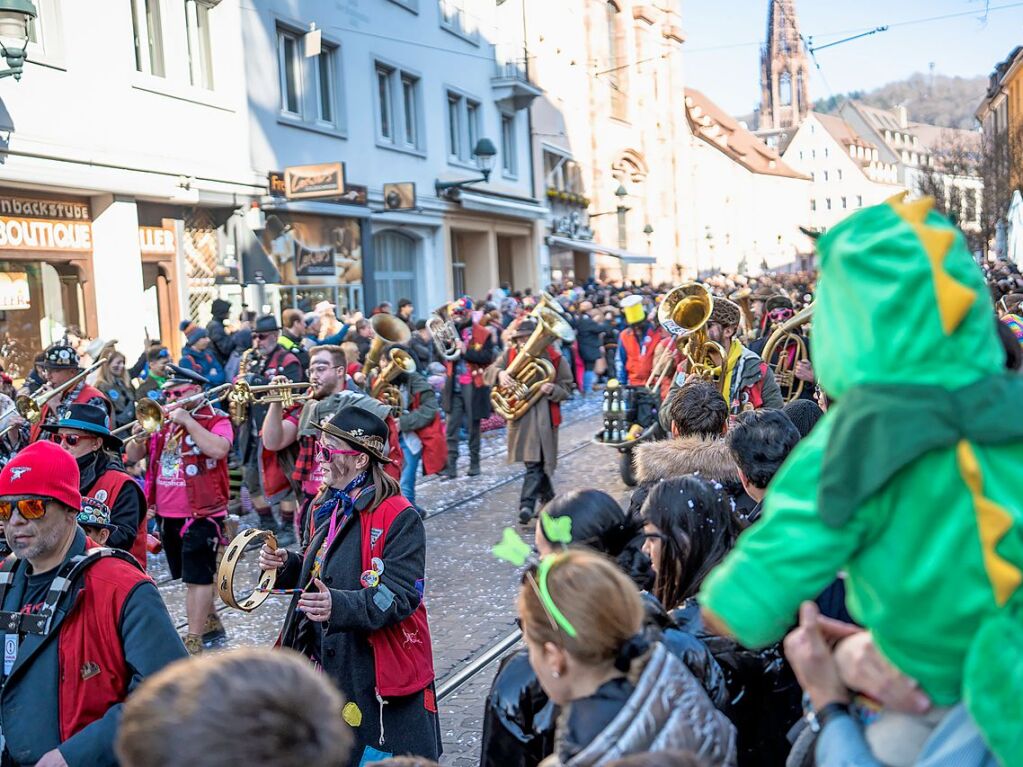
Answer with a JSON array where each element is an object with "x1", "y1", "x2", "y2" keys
[{"x1": 759, "y1": 0, "x2": 811, "y2": 131}]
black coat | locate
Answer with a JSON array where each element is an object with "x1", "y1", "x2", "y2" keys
[
  {"x1": 277, "y1": 493, "x2": 442, "y2": 765},
  {"x1": 410, "y1": 334, "x2": 436, "y2": 372},
  {"x1": 78, "y1": 450, "x2": 146, "y2": 554},
  {"x1": 206, "y1": 318, "x2": 234, "y2": 366},
  {"x1": 441, "y1": 323, "x2": 495, "y2": 419},
  {"x1": 575, "y1": 315, "x2": 613, "y2": 363}
]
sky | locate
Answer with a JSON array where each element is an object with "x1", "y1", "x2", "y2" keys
[{"x1": 683, "y1": 0, "x2": 1023, "y2": 116}]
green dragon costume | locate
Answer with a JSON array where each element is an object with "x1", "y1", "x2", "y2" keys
[{"x1": 700, "y1": 193, "x2": 1023, "y2": 765}]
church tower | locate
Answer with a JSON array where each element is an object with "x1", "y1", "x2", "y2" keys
[{"x1": 759, "y1": 0, "x2": 810, "y2": 131}]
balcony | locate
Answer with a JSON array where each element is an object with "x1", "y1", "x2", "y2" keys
[{"x1": 492, "y1": 55, "x2": 542, "y2": 112}]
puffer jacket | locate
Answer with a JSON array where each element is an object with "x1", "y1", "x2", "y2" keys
[
  {"x1": 541, "y1": 643, "x2": 736, "y2": 767},
  {"x1": 629, "y1": 435, "x2": 756, "y2": 519}
]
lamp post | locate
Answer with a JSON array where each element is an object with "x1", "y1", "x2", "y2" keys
[
  {"x1": 643, "y1": 223, "x2": 654, "y2": 281},
  {"x1": 435, "y1": 138, "x2": 498, "y2": 194},
  {"x1": 615, "y1": 184, "x2": 629, "y2": 249},
  {"x1": 0, "y1": 0, "x2": 37, "y2": 81}
]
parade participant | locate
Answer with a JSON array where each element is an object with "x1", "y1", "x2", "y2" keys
[
  {"x1": 177, "y1": 322, "x2": 226, "y2": 388},
  {"x1": 614, "y1": 295, "x2": 666, "y2": 387},
  {"x1": 441, "y1": 297, "x2": 495, "y2": 479},
  {"x1": 410, "y1": 319, "x2": 435, "y2": 371},
  {"x1": 28, "y1": 343, "x2": 110, "y2": 443},
  {"x1": 77, "y1": 496, "x2": 119, "y2": 546},
  {"x1": 117, "y1": 648, "x2": 354, "y2": 767},
  {"x1": 94, "y1": 351, "x2": 137, "y2": 430},
  {"x1": 395, "y1": 359, "x2": 445, "y2": 514},
  {"x1": 748, "y1": 296, "x2": 815, "y2": 401},
  {"x1": 0, "y1": 440, "x2": 186, "y2": 767},
  {"x1": 135, "y1": 346, "x2": 171, "y2": 402},
  {"x1": 125, "y1": 365, "x2": 232, "y2": 655},
  {"x1": 42, "y1": 404, "x2": 147, "y2": 566},
  {"x1": 516, "y1": 549, "x2": 736, "y2": 766},
  {"x1": 206, "y1": 297, "x2": 235, "y2": 367},
  {"x1": 699, "y1": 195, "x2": 1023, "y2": 765},
  {"x1": 258, "y1": 407, "x2": 441, "y2": 766},
  {"x1": 238, "y1": 314, "x2": 303, "y2": 543},
  {"x1": 725, "y1": 409, "x2": 800, "y2": 524},
  {"x1": 487, "y1": 319, "x2": 573, "y2": 524}
]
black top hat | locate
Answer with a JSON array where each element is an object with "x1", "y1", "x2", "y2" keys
[
  {"x1": 42, "y1": 343, "x2": 81, "y2": 370},
  {"x1": 162, "y1": 363, "x2": 210, "y2": 389},
  {"x1": 253, "y1": 315, "x2": 281, "y2": 333},
  {"x1": 510, "y1": 319, "x2": 536, "y2": 339},
  {"x1": 313, "y1": 406, "x2": 392, "y2": 464},
  {"x1": 40, "y1": 403, "x2": 122, "y2": 451}
]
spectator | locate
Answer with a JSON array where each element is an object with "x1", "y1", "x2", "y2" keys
[
  {"x1": 410, "y1": 319, "x2": 435, "y2": 371},
  {"x1": 575, "y1": 304, "x2": 613, "y2": 394},
  {"x1": 398, "y1": 298, "x2": 416, "y2": 329},
  {"x1": 280, "y1": 308, "x2": 311, "y2": 372},
  {"x1": 135, "y1": 345, "x2": 171, "y2": 402},
  {"x1": 94, "y1": 349, "x2": 137, "y2": 430},
  {"x1": 178, "y1": 322, "x2": 226, "y2": 388},
  {"x1": 117, "y1": 648, "x2": 353, "y2": 767},
  {"x1": 782, "y1": 398, "x2": 824, "y2": 439},
  {"x1": 726, "y1": 409, "x2": 801, "y2": 523},
  {"x1": 206, "y1": 298, "x2": 234, "y2": 366},
  {"x1": 605, "y1": 753, "x2": 708, "y2": 767},
  {"x1": 353, "y1": 318, "x2": 374, "y2": 362}
]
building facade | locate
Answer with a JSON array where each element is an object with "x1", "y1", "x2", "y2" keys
[
  {"x1": 0, "y1": 0, "x2": 259, "y2": 375},
  {"x1": 528, "y1": 0, "x2": 685, "y2": 284}
]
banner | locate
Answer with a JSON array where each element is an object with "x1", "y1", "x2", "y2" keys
[{"x1": 0, "y1": 272, "x2": 30, "y2": 310}]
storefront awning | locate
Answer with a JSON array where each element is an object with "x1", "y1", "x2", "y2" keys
[
  {"x1": 452, "y1": 189, "x2": 548, "y2": 220},
  {"x1": 546, "y1": 235, "x2": 656, "y2": 265}
]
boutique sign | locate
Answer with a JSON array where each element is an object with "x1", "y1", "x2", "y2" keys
[{"x1": 0, "y1": 193, "x2": 93, "y2": 253}]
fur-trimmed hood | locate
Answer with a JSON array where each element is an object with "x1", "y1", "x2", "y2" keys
[{"x1": 634, "y1": 436, "x2": 739, "y2": 486}]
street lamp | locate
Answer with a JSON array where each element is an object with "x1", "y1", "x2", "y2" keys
[
  {"x1": 0, "y1": 0, "x2": 37, "y2": 81},
  {"x1": 435, "y1": 137, "x2": 498, "y2": 193},
  {"x1": 615, "y1": 184, "x2": 629, "y2": 249}
]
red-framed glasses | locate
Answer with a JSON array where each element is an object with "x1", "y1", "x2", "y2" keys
[{"x1": 316, "y1": 444, "x2": 361, "y2": 463}]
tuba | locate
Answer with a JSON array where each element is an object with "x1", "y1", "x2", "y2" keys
[
  {"x1": 15, "y1": 357, "x2": 108, "y2": 424},
  {"x1": 370, "y1": 347, "x2": 417, "y2": 414},
  {"x1": 427, "y1": 303, "x2": 461, "y2": 361},
  {"x1": 656, "y1": 283, "x2": 727, "y2": 391},
  {"x1": 362, "y1": 314, "x2": 412, "y2": 378},
  {"x1": 761, "y1": 303, "x2": 813, "y2": 401},
  {"x1": 491, "y1": 307, "x2": 575, "y2": 422},
  {"x1": 729, "y1": 287, "x2": 756, "y2": 340}
]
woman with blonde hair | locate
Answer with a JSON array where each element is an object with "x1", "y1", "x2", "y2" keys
[
  {"x1": 259, "y1": 406, "x2": 440, "y2": 766},
  {"x1": 518, "y1": 549, "x2": 735, "y2": 767},
  {"x1": 94, "y1": 347, "x2": 137, "y2": 429}
]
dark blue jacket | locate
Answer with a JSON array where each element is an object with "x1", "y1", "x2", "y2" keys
[
  {"x1": 178, "y1": 345, "x2": 226, "y2": 387},
  {"x1": 0, "y1": 530, "x2": 186, "y2": 766}
]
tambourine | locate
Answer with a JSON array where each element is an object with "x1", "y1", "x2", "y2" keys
[{"x1": 217, "y1": 528, "x2": 279, "y2": 612}]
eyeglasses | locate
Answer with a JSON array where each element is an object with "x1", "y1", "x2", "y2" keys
[
  {"x1": 0, "y1": 497, "x2": 49, "y2": 521},
  {"x1": 316, "y1": 444, "x2": 361, "y2": 463},
  {"x1": 164, "y1": 388, "x2": 194, "y2": 401},
  {"x1": 308, "y1": 363, "x2": 339, "y2": 375},
  {"x1": 768, "y1": 308, "x2": 795, "y2": 322},
  {"x1": 253, "y1": 332, "x2": 273, "y2": 341}
]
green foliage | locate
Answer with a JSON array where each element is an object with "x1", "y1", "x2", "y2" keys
[{"x1": 814, "y1": 73, "x2": 987, "y2": 129}]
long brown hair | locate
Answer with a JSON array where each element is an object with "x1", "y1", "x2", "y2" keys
[{"x1": 95, "y1": 349, "x2": 130, "y2": 390}]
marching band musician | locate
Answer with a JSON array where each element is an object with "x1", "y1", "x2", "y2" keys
[
  {"x1": 258, "y1": 407, "x2": 441, "y2": 766},
  {"x1": 43, "y1": 404, "x2": 147, "y2": 566},
  {"x1": 238, "y1": 314, "x2": 304, "y2": 545},
  {"x1": 486, "y1": 319, "x2": 573, "y2": 525},
  {"x1": 748, "y1": 295, "x2": 816, "y2": 401},
  {"x1": 441, "y1": 297, "x2": 495, "y2": 480},
  {"x1": 28, "y1": 344, "x2": 110, "y2": 444},
  {"x1": 124, "y1": 365, "x2": 232, "y2": 655}
]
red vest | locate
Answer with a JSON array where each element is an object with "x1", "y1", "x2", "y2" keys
[
  {"x1": 86, "y1": 469, "x2": 147, "y2": 568},
  {"x1": 361, "y1": 495, "x2": 434, "y2": 697},
  {"x1": 58, "y1": 543, "x2": 151, "y2": 741},
  {"x1": 411, "y1": 392, "x2": 447, "y2": 475},
  {"x1": 619, "y1": 327, "x2": 665, "y2": 386},
  {"x1": 29, "y1": 385, "x2": 111, "y2": 443},
  {"x1": 445, "y1": 323, "x2": 491, "y2": 389},
  {"x1": 144, "y1": 410, "x2": 230, "y2": 516},
  {"x1": 507, "y1": 347, "x2": 563, "y2": 428}
]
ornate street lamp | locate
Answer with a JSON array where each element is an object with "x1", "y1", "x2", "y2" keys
[
  {"x1": 0, "y1": 0, "x2": 37, "y2": 81},
  {"x1": 436, "y1": 138, "x2": 498, "y2": 193},
  {"x1": 615, "y1": 184, "x2": 629, "y2": 249}
]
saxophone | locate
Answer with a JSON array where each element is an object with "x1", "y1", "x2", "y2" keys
[{"x1": 231, "y1": 348, "x2": 258, "y2": 425}]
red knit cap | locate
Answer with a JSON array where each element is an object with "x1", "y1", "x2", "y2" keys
[{"x1": 0, "y1": 440, "x2": 81, "y2": 511}]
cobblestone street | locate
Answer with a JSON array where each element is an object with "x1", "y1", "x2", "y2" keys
[{"x1": 153, "y1": 395, "x2": 629, "y2": 765}]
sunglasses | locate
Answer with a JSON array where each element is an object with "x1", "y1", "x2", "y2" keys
[
  {"x1": 316, "y1": 445, "x2": 361, "y2": 463},
  {"x1": 768, "y1": 308, "x2": 795, "y2": 322},
  {"x1": 0, "y1": 497, "x2": 49, "y2": 521},
  {"x1": 253, "y1": 332, "x2": 273, "y2": 341},
  {"x1": 164, "y1": 388, "x2": 195, "y2": 401},
  {"x1": 54, "y1": 433, "x2": 94, "y2": 447}
]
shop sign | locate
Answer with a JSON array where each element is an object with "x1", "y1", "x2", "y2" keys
[
  {"x1": 0, "y1": 272, "x2": 30, "y2": 310},
  {"x1": 337, "y1": 183, "x2": 367, "y2": 206},
  {"x1": 268, "y1": 171, "x2": 287, "y2": 197},
  {"x1": 294, "y1": 241, "x2": 336, "y2": 276},
  {"x1": 0, "y1": 194, "x2": 92, "y2": 252},
  {"x1": 284, "y1": 162, "x2": 346, "y2": 200},
  {"x1": 139, "y1": 226, "x2": 177, "y2": 256}
]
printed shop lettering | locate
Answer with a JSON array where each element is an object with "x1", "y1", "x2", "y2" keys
[{"x1": 0, "y1": 219, "x2": 93, "y2": 251}]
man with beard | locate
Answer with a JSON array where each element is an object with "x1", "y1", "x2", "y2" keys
[
  {"x1": 43, "y1": 404, "x2": 147, "y2": 567},
  {"x1": 441, "y1": 297, "x2": 495, "y2": 479}
]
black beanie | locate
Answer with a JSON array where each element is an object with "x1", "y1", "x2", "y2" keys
[{"x1": 782, "y1": 398, "x2": 823, "y2": 439}]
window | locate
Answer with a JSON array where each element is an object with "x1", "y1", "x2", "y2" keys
[
  {"x1": 823, "y1": 170, "x2": 829, "y2": 182},
  {"x1": 856, "y1": 195, "x2": 863, "y2": 207},
  {"x1": 501, "y1": 114, "x2": 517, "y2": 176},
  {"x1": 374, "y1": 231, "x2": 419, "y2": 309},
  {"x1": 841, "y1": 196, "x2": 847, "y2": 209},
  {"x1": 837, "y1": 169, "x2": 843, "y2": 181},
  {"x1": 811, "y1": 149, "x2": 816, "y2": 159},
  {"x1": 184, "y1": 0, "x2": 214, "y2": 89},
  {"x1": 312, "y1": 44, "x2": 338, "y2": 124},
  {"x1": 131, "y1": 0, "x2": 165, "y2": 77},
  {"x1": 799, "y1": 150, "x2": 804, "y2": 160},
  {"x1": 278, "y1": 29, "x2": 302, "y2": 115},
  {"x1": 824, "y1": 147, "x2": 829, "y2": 157},
  {"x1": 810, "y1": 171, "x2": 815, "y2": 182},
  {"x1": 440, "y1": 0, "x2": 478, "y2": 42},
  {"x1": 826, "y1": 198, "x2": 832, "y2": 210},
  {"x1": 446, "y1": 90, "x2": 481, "y2": 162},
  {"x1": 376, "y1": 62, "x2": 423, "y2": 151},
  {"x1": 810, "y1": 199, "x2": 816, "y2": 212}
]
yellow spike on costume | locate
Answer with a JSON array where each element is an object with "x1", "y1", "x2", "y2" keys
[
  {"x1": 957, "y1": 440, "x2": 1022, "y2": 607},
  {"x1": 887, "y1": 192, "x2": 934, "y2": 225}
]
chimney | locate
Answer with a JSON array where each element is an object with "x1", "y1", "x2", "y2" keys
[{"x1": 896, "y1": 104, "x2": 908, "y2": 129}]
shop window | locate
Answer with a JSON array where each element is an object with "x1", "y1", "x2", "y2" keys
[
  {"x1": 376, "y1": 61, "x2": 423, "y2": 152},
  {"x1": 373, "y1": 231, "x2": 418, "y2": 308},
  {"x1": 131, "y1": 0, "x2": 165, "y2": 77},
  {"x1": 185, "y1": 0, "x2": 215, "y2": 89}
]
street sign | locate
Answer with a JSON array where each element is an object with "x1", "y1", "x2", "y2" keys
[
  {"x1": 284, "y1": 162, "x2": 346, "y2": 200},
  {"x1": 383, "y1": 182, "x2": 416, "y2": 210}
]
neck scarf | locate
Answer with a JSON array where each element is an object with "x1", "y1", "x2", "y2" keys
[{"x1": 313, "y1": 471, "x2": 370, "y2": 529}]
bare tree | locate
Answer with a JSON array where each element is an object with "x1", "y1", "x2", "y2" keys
[{"x1": 916, "y1": 130, "x2": 982, "y2": 245}]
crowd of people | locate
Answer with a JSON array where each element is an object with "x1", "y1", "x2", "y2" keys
[{"x1": 0, "y1": 193, "x2": 1021, "y2": 766}]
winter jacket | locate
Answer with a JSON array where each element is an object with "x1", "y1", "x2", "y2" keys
[
  {"x1": 178, "y1": 345, "x2": 226, "y2": 387},
  {"x1": 441, "y1": 322, "x2": 495, "y2": 419},
  {"x1": 78, "y1": 450, "x2": 146, "y2": 558},
  {"x1": 630, "y1": 436, "x2": 756, "y2": 519},
  {"x1": 97, "y1": 378, "x2": 136, "y2": 429},
  {"x1": 206, "y1": 317, "x2": 234, "y2": 366},
  {"x1": 575, "y1": 315, "x2": 613, "y2": 363},
  {"x1": 279, "y1": 330, "x2": 311, "y2": 373},
  {"x1": 410, "y1": 334, "x2": 436, "y2": 372},
  {"x1": 541, "y1": 643, "x2": 736, "y2": 767}
]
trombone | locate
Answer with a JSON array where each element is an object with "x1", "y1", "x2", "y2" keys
[
  {"x1": 15, "y1": 357, "x2": 108, "y2": 424},
  {"x1": 112, "y1": 383, "x2": 233, "y2": 442}
]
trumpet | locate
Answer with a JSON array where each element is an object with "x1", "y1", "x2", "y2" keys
[
  {"x1": 15, "y1": 357, "x2": 108, "y2": 424},
  {"x1": 225, "y1": 379, "x2": 313, "y2": 425},
  {"x1": 111, "y1": 383, "x2": 234, "y2": 441},
  {"x1": 370, "y1": 348, "x2": 417, "y2": 414}
]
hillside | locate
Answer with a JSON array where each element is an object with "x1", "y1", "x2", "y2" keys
[{"x1": 813, "y1": 72, "x2": 987, "y2": 129}]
